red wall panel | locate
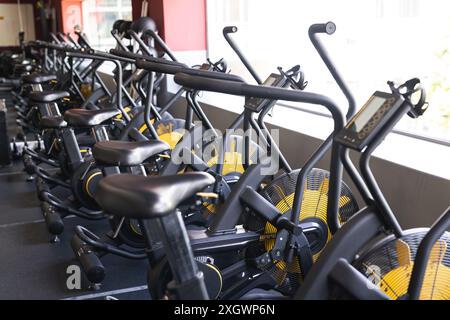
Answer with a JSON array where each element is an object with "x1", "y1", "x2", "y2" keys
[
  {"x1": 132, "y1": 0, "x2": 206, "y2": 52},
  {"x1": 60, "y1": 0, "x2": 83, "y2": 34},
  {"x1": 162, "y1": 0, "x2": 206, "y2": 51}
]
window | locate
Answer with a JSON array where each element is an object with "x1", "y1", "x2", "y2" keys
[
  {"x1": 81, "y1": 0, "x2": 132, "y2": 51},
  {"x1": 206, "y1": 0, "x2": 450, "y2": 143}
]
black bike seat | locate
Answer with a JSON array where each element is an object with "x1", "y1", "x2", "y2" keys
[
  {"x1": 95, "y1": 172, "x2": 215, "y2": 219},
  {"x1": 39, "y1": 116, "x2": 67, "y2": 129},
  {"x1": 93, "y1": 140, "x2": 170, "y2": 166},
  {"x1": 63, "y1": 108, "x2": 120, "y2": 127},
  {"x1": 240, "y1": 289, "x2": 288, "y2": 300},
  {"x1": 23, "y1": 73, "x2": 57, "y2": 84},
  {"x1": 29, "y1": 90, "x2": 69, "y2": 103},
  {"x1": 15, "y1": 64, "x2": 33, "y2": 73}
]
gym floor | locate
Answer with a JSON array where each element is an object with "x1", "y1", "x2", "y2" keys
[{"x1": 0, "y1": 93, "x2": 150, "y2": 300}]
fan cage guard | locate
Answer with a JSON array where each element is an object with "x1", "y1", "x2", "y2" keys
[
  {"x1": 245, "y1": 168, "x2": 359, "y2": 294},
  {"x1": 153, "y1": 118, "x2": 186, "y2": 149},
  {"x1": 353, "y1": 229, "x2": 450, "y2": 300},
  {"x1": 203, "y1": 135, "x2": 261, "y2": 175},
  {"x1": 200, "y1": 135, "x2": 262, "y2": 217}
]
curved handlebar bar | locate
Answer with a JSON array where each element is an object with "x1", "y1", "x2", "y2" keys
[
  {"x1": 308, "y1": 22, "x2": 355, "y2": 120},
  {"x1": 111, "y1": 49, "x2": 186, "y2": 69},
  {"x1": 136, "y1": 59, "x2": 187, "y2": 75},
  {"x1": 309, "y1": 22, "x2": 336, "y2": 35},
  {"x1": 31, "y1": 41, "x2": 76, "y2": 52},
  {"x1": 88, "y1": 50, "x2": 135, "y2": 64},
  {"x1": 136, "y1": 59, "x2": 245, "y2": 83},
  {"x1": 174, "y1": 72, "x2": 344, "y2": 130},
  {"x1": 180, "y1": 68, "x2": 245, "y2": 83},
  {"x1": 110, "y1": 49, "x2": 151, "y2": 61},
  {"x1": 143, "y1": 29, "x2": 178, "y2": 61},
  {"x1": 223, "y1": 26, "x2": 238, "y2": 34},
  {"x1": 222, "y1": 26, "x2": 262, "y2": 84},
  {"x1": 126, "y1": 30, "x2": 156, "y2": 57},
  {"x1": 66, "y1": 51, "x2": 128, "y2": 121}
]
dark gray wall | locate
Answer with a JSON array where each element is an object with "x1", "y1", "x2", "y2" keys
[{"x1": 170, "y1": 99, "x2": 450, "y2": 229}]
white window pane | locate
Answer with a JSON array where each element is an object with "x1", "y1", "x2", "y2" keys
[
  {"x1": 81, "y1": 0, "x2": 132, "y2": 51},
  {"x1": 206, "y1": 0, "x2": 450, "y2": 142}
]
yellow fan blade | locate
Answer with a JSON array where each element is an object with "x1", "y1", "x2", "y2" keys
[
  {"x1": 396, "y1": 239, "x2": 412, "y2": 266},
  {"x1": 230, "y1": 138, "x2": 237, "y2": 152},
  {"x1": 319, "y1": 178, "x2": 329, "y2": 195},
  {"x1": 159, "y1": 132, "x2": 184, "y2": 149},
  {"x1": 429, "y1": 240, "x2": 447, "y2": 264}
]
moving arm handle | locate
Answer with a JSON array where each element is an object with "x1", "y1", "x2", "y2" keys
[
  {"x1": 223, "y1": 26, "x2": 262, "y2": 84},
  {"x1": 309, "y1": 21, "x2": 356, "y2": 120},
  {"x1": 143, "y1": 29, "x2": 178, "y2": 61}
]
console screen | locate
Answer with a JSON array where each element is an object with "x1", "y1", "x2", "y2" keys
[
  {"x1": 263, "y1": 76, "x2": 278, "y2": 87},
  {"x1": 199, "y1": 63, "x2": 210, "y2": 70},
  {"x1": 350, "y1": 96, "x2": 386, "y2": 132}
]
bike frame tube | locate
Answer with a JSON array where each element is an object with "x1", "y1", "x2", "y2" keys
[{"x1": 67, "y1": 51, "x2": 128, "y2": 121}]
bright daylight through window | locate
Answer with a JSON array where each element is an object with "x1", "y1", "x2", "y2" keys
[
  {"x1": 206, "y1": 0, "x2": 450, "y2": 143},
  {"x1": 81, "y1": 0, "x2": 132, "y2": 51}
]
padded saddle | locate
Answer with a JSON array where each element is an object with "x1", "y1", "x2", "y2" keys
[
  {"x1": 39, "y1": 116, "x2": 67, "y2": 129},
  {"x1": 95, "y1": 172, "x2": 215, "y2": 219},
  {"x1": 23, "y1": 73, "x2": 57, "y2": 84},
  {"x1": 63, "y1": 108, "x2": 120, "y2": 127},
  {"x1": 93, "y1": 140, "x2": 170, "y2": 166},
  {"x1": 29, "y1": 90, "x2": 69, "y2": 103},
  {"x1": 15, "y1": 64, "x2": 33, "y2": 73}
]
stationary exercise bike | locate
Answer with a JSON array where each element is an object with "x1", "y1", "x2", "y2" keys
[
  {"x1": 295, "y1": 77, "x2": 450, "y2": 300},
  {"x1": 70, "y1": 59, "x2": 265, "y2": 287}
]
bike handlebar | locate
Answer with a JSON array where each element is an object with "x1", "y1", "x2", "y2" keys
[
  {"x1": 174, "y1": 72, "x2": 344, "y2": 130},
  {"x1": 137, "y1": 59, "x2": 245, "y2": 83}
]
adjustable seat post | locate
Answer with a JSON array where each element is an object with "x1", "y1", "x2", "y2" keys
[
  {"x1": 37, "y1": 102, "x2": 52, "y2": 117},
  {"x1": 138, "y1": 219, "x2": 164, "y2": 269},
  {"x1": 91, "y1": 125, "x2": 109, "y2": 142},
  {"x1": 61, "y1": 128, "x2": 83, "y2": 171},
  {"x1": 49, "y1": 102, "x2": 61, "y2": 117},
  {"x1": 154, "y1": 211, "x2": 209, "y2": 300}
]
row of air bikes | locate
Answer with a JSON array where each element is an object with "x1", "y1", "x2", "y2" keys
[{"x1": 6, "y1": 17, "x2": 450, "y2": 300}]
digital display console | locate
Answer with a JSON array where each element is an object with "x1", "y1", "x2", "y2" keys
[
  {"x1": 335, "y1": 91, "x2": 403, "y2": 150},
  {"x1": 244, "y1": 73, "x2": 286, "y2": 112}
]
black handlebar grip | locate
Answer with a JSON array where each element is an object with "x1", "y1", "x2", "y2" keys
[
  {"x1": 309, "y1": 21, "x2": 336, "y2": 35},
  {"x1": 181, "y1": 68, "x2": 245, "y2": 83},
  {"x1": 136, "y1": 59, "x2": 184, "y2": 75},
  {"x1": 223, "y1": 26, "x2": 238, "y2": 34},
  {"x1": 145, "y1": 29, "x2": 158, "y2": 37},
  {"x1": 110, "y1": 48, "x2": 147, "y2": 60}
]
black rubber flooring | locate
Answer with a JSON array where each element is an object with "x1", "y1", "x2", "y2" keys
[
  {"x1": 0, "y1": 164, "x2": 151, "y2": 300},
  {"x1": 0, "y1": 96, "x2": 151, "y2": 300}
]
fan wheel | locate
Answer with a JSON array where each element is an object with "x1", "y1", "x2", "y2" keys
[
  {"x1": 203, "y1": 134, "x2": 261, "y2": 177},
  {"x1": 108, "y1": 217, "x2": 147, "y2": 249},
  {"x1": 70, "y1": 159, "x2": 102, "y2": 210},
  {"x1": 148, "y1": 257, "x2": 222, "y2": 300},
  {"x1": 139, "y1": 118, "x2": 186, "y2": 149},
  {"x1": 245, "y1": 168, "x2": 359, "y2": 293},
  {"x1": 353, "y1": 229, "x2": 450, "y2": 300}
]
